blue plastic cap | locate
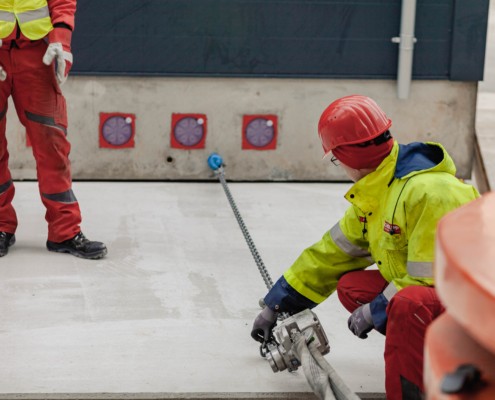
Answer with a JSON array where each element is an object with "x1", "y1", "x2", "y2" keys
[{"x1": 207, "y1": 153, "x2": 223, "y2": 170}]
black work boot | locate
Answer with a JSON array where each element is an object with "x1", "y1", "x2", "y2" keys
[
  {"x1": 0, "y1": 232, "x2": 15, "y2": 257},
  {"x1": 46, "y1": 232, "x2": 107, "y2": 260}
]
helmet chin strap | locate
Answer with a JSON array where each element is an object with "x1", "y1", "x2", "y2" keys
[{"x1": 355, "y1": 130, "x2": 393, "y2": 147}]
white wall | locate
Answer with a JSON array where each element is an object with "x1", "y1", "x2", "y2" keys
[{"x1": 6, "y1": 77, "x2": 477, "y2": 180}]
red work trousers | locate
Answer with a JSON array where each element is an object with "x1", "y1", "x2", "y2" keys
[
  {"x1": 0, "y1": 41, "x2": 81, "y2": 242},
  {"x1": 337, "y1": 270, "x2": 445, "y2": 400}
]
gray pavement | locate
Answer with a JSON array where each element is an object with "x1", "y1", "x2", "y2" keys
[
  {"x1": 0, "y1": 181, "x2": 386, "y2": 398},
  {"x1": 1, "y1": 2, "x2": 494, "y2": 398}
]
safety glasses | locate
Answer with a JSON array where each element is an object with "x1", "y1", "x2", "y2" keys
[{"x1": 330, "y1": 156, "x2": 340, "y2": 166}]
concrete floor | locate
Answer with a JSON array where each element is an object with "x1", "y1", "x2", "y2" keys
[
  {"x1": 1, "y1": 2, "x2": 494, "y2": 398},
  {"x1": 0, "y1": 181, "x2": 386, "y2": 398}
]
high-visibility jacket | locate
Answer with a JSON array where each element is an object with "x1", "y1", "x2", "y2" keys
[
  {"x1": 0, "y1": 0, "x2": 75, "y2": 43},
  {"x1": 265, "y1": 141, "x2": 479, "y2": 323}
]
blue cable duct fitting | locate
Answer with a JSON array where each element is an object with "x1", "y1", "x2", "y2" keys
[{"x1": 207, "y1": 153, "x2": 224, "y2": 171}]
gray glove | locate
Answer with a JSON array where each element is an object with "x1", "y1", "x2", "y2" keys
[
  {"x1": 347, "y1": 303, "x2": 374, "y2": 339},
  {"x1": 251, "y1": 306, "x2": 278, "y2": 343}
]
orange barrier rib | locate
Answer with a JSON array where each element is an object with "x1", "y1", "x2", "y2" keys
[{"x1": 425, "y1": 192, "x2": 495, "y2": 399}]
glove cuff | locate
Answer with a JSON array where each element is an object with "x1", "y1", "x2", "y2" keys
[
  {"x1": 264, "y1": 276, "x2": 317, "y2": 314},
  {"x1": 261, "y1": 306, "x2": 278, "y2": 323},
  {"x1": 48, "y1": 27, "x2": 72, "y2": 51},
  {"x1": 361, "y1": 303, "x2": 373, "y2": 324},
  {"x1": 369, "y1": 293, "x2": 389, "y2": 334}
]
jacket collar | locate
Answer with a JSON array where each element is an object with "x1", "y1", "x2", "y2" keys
[
  {"x1": 395, "y1": 141, "x2": 456, "y2": 178},
  {"x1": 343, "y1": 141, "x2": 457, "y2": 213},
  {"x1": 343, "y1": 141, "x2": 399, "y2": 212}
]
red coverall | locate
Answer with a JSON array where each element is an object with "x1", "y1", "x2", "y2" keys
[
  {"x1": 337, "y1": 270, "x2": 445, "y2": 398},
  {"x1": 0, "y1": 0, "x2": 81, "y2": 243}
]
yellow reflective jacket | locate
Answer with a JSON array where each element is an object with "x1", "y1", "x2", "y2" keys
[
  {"x1": 0, "y1": 0, "x2": 53, "y2": 40},
  {"x1": 283, "y1": 141, "x2": 479, "y2": 305}
]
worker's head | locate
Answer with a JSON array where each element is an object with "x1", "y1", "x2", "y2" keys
[{"x1": 318, "y1": 95, "x2": 394, "y2": 182}]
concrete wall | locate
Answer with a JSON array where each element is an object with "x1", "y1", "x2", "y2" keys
[{"x1": 6, "y1": 78, "x2": 477, "y2": 181}]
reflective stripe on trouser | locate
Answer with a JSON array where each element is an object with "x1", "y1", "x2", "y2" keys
[
  {"x1": 336, "y1": 270, "x2": 445, "y2": 400},
  {"x1": 0, "y1": 41, "x2": 81, "y2": 242}
]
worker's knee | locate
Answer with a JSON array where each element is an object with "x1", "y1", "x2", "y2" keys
[
  {"x1": 336, "y1": 271, "x2": 355, "y2": 295},
  {"x1": 337, "y1": 270, "x2": 385, "y2": 312},
  {"x1": 387, "y1": 286, "x2": 444, "y2": 328},
  {"x1": 336, "y1": 272, "x2": 360, "y2": 312}
]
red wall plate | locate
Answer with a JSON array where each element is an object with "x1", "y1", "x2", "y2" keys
[
  {"x1": 242, "y1": 114, "x2": 278, "y2": 150},
  {"x1": 171, "y1": 113, "x2": 207, "y2": 149},
  {"x1": 99, "y1": 112, "x2": 136, "y2": 149}
]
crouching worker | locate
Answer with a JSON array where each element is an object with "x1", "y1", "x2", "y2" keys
[{"x1": 251, "y1": 95, "x2": 479, "y2": 400}]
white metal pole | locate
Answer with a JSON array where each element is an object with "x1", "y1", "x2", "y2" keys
[{"x1": 391, "y1": 0, "x2": 418, "y2": 99}]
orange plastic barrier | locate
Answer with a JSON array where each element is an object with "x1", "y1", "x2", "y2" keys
[
  {"x1": 425, "y1": 314, "x2": 495, "y2": 399},
  {"x1": 425, "y1": 192, "x2": 495, "y2": 399}
]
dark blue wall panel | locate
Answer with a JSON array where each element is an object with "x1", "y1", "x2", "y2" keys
[
  {"x1": 450, "y1": 0, "x2": 491, "y2": 80},
  {"x1": 71, "y1": 0, "x2": 489, "y2": 80}
]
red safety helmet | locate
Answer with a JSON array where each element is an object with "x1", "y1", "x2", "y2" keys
[{"x1": 318, "y1": 95, "x2": 392, "y2": 157}]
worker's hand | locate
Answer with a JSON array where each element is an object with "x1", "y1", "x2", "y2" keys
[
  {"x1": 43, "y1": 27, "x2": 73, "y2": 85},
  {"x1": 347, "y1": 303, "x2": 374, "y2": 339},
  {"x1": 251, "y1": 306, "x2": 278, "y2": 343}
]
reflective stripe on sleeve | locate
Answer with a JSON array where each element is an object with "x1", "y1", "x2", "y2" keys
[
  {"x1": 0, "y1": 10, "x2": 16, "y2": 23},
  {"x1": 16, "y1": 6, "x2": 49, "y2": 24},
  {"x1": 407, "y1": 261, "x2": 433, "y2": 278},
  {"x1": 383, "y1": 283, "x2": 398, "y2": 301},
  {"x1": 330, "y1": 223, "x2": 372, "y2": 259}
]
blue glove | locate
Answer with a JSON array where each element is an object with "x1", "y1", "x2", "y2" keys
[
  {"x1": 347, "y1": 303, "x2": 374, "y2": 339},
  {"x1": 251, "y1": 306, "x2": 278, "y2": 343}
]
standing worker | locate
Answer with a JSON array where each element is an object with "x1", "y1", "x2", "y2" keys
[
  {"x1": 0, "y1": 0, "x2": 107, "y2": 259},
  {"x1": 251, "y1": 95, "x2": 479, "y2": 399}
]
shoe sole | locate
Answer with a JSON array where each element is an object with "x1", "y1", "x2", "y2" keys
[{"x1": 47, "y1": 246, "x2": 108, "y2": 260}]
